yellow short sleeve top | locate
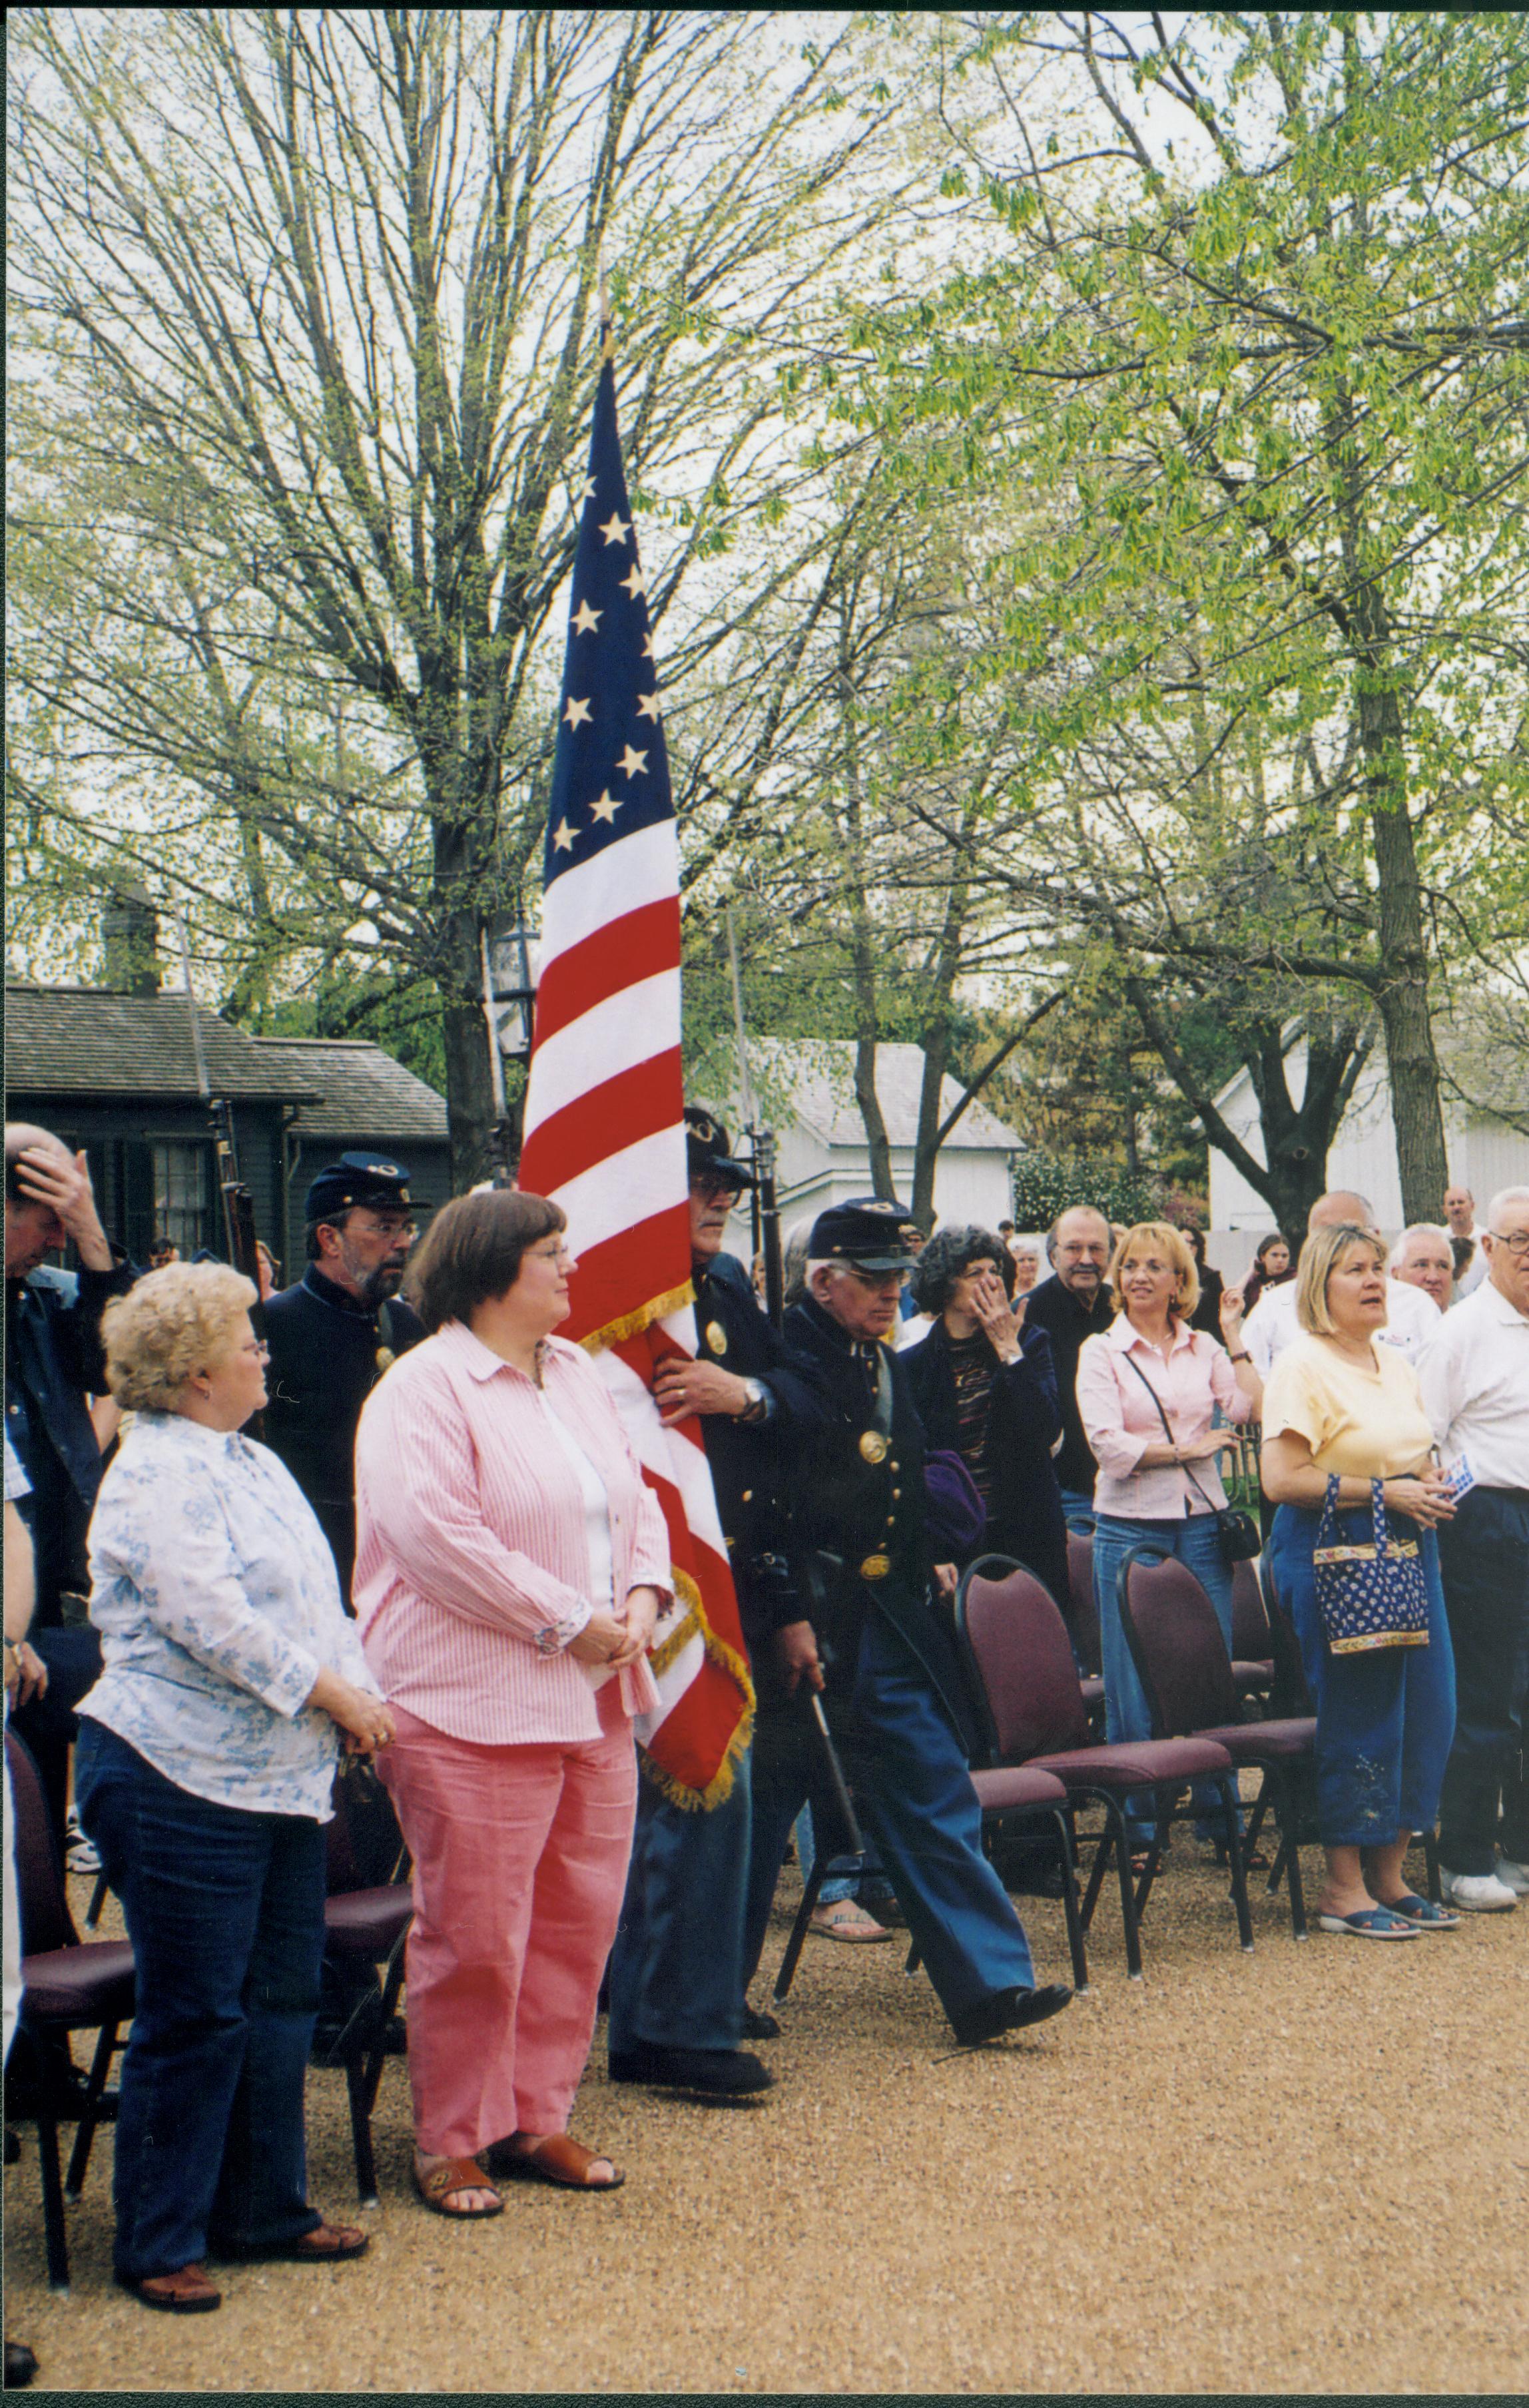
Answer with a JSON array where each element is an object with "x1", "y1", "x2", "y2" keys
[{"x1": 1260, "y1": 1334, "x2": 1434, "y2": 1480}]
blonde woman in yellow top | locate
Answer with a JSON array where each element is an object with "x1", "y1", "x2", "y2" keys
[{"x1": 1261, "y1": 1224, "x2": 1458, "y2": 1938}]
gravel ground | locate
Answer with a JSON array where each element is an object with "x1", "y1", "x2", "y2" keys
[{"x1": 7, "y1": 1844, "x2": 1527, "y2": 2397}]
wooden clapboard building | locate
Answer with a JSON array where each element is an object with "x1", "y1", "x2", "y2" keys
[{"x1": 5, "y1": 945, "x2": 452, "y2": 1274}]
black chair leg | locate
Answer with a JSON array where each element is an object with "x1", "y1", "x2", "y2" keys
[
  {"x1": 83, "y1": 1871, "x2": 111, "y2": 1932},
  {"x1": 1243, "y1": 1785, "x2": 1270, "y2": 1861},
  {"x1": 345, "y1": 2051, "x2": 379, "y2": 2209},
  {"x1": 771, "y1": 1857, "x2": 828, "y2": 2006},
  {"x1": 1076, "y1": 1816, "x2": 1112, "y2": 1933},
  {"x1": 1219, "y1": 1778, "x2": 1255, "y2": 1951},
  {"x1": 1050, "y1": 1809, "x2": 1090, "y2": 1995},
  {"x1": 63, "y1": 2022, "x2": 119, "y2": 2200},
  {"x1": 35, "y1": 2098, "x2": 70, "y2": 2292},
  {"x1": 1422, "y1": 1828, "x2": 1442, "y2": 1905},
  {"x1": 1095, "y1": 1797, "x2": 1143, "y2": 1980}
]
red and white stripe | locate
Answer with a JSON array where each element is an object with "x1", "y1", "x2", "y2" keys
[{"x1": 519, "y1": 821, "x2": 752, "y2": 1805}]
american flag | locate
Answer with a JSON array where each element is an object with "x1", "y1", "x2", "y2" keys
[{"x1": 518, "y1": 337, "x2": 753, "y2": 1809}]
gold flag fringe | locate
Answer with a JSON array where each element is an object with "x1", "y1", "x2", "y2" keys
[
  {"x1": 579, "y1": 1279, "x2": 695, "y2": 1356},
  {"x1": 638, "y1": 1564, "x2": 755, "y2": 1812}
]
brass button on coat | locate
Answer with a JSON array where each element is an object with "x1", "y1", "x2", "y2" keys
[
  {"x1": 859, "y1": 1552, "x2": 890, "y2": 1580},
  {"x1": 858, "y1": 1430, "x2": 888, "y2": 1464},
  {"x1": 705, "y1": 1321, "x2": 729, "y2": 1356}
]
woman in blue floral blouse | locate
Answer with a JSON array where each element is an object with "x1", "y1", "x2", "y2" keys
[{"x1": 73, "y1": 1264, "x2": 394, "y2": 2315}]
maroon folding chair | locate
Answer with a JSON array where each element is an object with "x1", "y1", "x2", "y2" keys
[
  {"x1": 950, "y1": 1560, "x2": 1092, "y2": 1994},
  {"x1": 320, "y1": 1783, "x2": 412, "y2": 2209},
  {"x1": 7, "y1": 1729, "x2": 135, "y2": 2291},
  {"x1": 958, "y1": 1559, "x2": 1251, "y2": 1978},
  {"x1": 1115, "y1": 1547, "x2": 1318, "y2": 1939}
]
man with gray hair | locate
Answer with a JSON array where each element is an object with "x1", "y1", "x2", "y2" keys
[
  {"x1": 1417, "y1": 1184, "x2": 1529, "y2": 1911},
  {"x1": 1241, "y1": 1189, "x2": 1440, "y2": 1378},
  {"x1": 1389, "y1": 1224, "x2": 1456, "y2": 1315}
]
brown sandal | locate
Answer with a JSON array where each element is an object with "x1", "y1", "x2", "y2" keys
[
  {"x1": 283, "y1": 2220, "x2": 370, "y2": 2261},
  {"x1": 488, "y1": 2131, "x2": 625, "y2": 2192},
  {"x1": 117, "y1": 2263, "x2": 222, "y2": 2314},
  {"x1": 412, "y1": 2156, "x2": 504, "y2": 2219}
]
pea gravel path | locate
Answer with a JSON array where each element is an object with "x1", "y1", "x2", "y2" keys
[{"x1": 7, "y1": 1848, "x2": 1526, "y2": 2395}]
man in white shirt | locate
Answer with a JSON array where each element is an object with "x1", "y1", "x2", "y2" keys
[
  {"x1": 1241, "y1": 1191, "x2": 1440, "y2": 1379},
  {"x1": 1444, "y1": 1183, "x2": 1489, "y2": 1298},
  {"x1": 1389, "y1": 1224, "x2": 1455, "y2": 1314},
  {"x1": 1416, "y1": 1185, "x2": 1529, "y2": 1912}
]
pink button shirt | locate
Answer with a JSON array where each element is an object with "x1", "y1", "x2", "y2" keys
[
  {"x1": 354, "y1": 1321, "x2": 669, "y2": 1746},
  {"x1": 1075, "y1": 1316, "x2": 1251, "y2": 1521}
]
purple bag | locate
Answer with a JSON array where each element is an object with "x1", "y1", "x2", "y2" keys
[{"x1": 924, "y1": 1447, "x2": 985, "y2": 1560}]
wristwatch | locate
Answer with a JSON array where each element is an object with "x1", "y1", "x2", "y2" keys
[
  {"x1": 739, "y1": 1378, "x2": 768, "y2": 1424},
  {"x1": 1229, "y1": 1351, "x2": 1251, "y2": 1364}
]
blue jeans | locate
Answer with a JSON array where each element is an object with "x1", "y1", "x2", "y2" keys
[
  {"x1": 73, "y1": 1720, "x2": 326, "y2": 2281},
  {"x1": 1268, "y1": 1502, "x2": 1456, "y2": 1847},
  {"x1": 746, "y1": 1611, "x2": 1036, "y2": 2026},
  {"x1": 1092, "y1": 1512, "x2": 1237, "y2": 1847},
  {"x1": 1058, "y1": 1486, "x2": 1096, "y2": 1536},
  {"x1": 607, "y1": 1741, "x2": 752, "y2": 2053},
  {"x1": 792, "y1": 1803, "x2": 892, "y2": 1907}
]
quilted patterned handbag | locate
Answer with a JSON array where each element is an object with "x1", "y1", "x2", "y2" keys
[{"x1": 1312, "y1": 1477, "x2": 1429, "y2": 1655}]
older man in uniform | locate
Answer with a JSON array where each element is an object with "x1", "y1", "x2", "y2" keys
[
  {"x1": 263, "y1": 1153, "x2": 426, "y2": 1607},
  {"x1": 607, "y1": 1111, "x2": 824, "y2": 2096},
  {"x1": 743, "y1": 1197, "x2": 1071, "y2": 2048}
]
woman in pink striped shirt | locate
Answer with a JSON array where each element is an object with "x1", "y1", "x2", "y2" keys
[{"x1": 353, "y1": 1191, "x2": 671, "y2": 2218}]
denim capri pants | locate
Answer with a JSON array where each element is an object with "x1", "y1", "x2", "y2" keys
[{"x1": 1267, "y1": 1500, "x2": 1456, "y2": 1847}]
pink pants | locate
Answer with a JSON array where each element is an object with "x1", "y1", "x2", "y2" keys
[{"x1": 378, "y1": 1693, "x2": 637, "y2": 2157}]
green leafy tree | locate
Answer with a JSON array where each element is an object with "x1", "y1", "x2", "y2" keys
[{"x1": 849, "y1": 9, "x2": 1529, "y2": 1221}]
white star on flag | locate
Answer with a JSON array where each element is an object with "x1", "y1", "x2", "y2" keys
[
  {"x1": 599, "y1": 511, "x2": 631, "y2": 546},
  {"x1": 563, "y1": 695, "x2": 592, "y2": 728},
  {"x1": 571, "y1": 600, "x2": 602, "y2": 635},
  {"x1": 616, "y1": 743, "x2": 649, "y2": 778},
  {"x1": 579, "y1": 475, "x2": 597, "y2": 500},
  {"x1": 635, "y1": 691, "x2": 662, "y2": 721},
  {"x1": 551, "y1": 816, "x2": 577, "y2": 852},
  {"x1": 641, "y1": 632, "x2": 655, "y2": 658},
  {"x1": 619, "y1": 564, "x2": 646, "y2": 598},
  {"x1": 589, "y1": 789, "x2": 622, "y2": 823}
]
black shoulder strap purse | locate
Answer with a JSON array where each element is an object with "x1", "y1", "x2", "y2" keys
[{"x1": 1119, "y1": 1349, "x2": 1261, "y2": 1565}]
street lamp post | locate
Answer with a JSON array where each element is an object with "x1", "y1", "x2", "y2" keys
[{"x1": 480, "y1": 912, "x2": 537, "y2": 1183}]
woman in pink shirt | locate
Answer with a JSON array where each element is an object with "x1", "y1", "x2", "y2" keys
[
  {"x1": 1075, "y1": 1223, "x2": 1259, "y2": 1861},
  {"x1": 353, "y1": 1191, "x2": 671, "y2": 2218}
]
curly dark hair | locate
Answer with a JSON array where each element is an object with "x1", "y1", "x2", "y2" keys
[{"x1": 908, "y1": 1224, "x2": 1016, "y2": 1317}]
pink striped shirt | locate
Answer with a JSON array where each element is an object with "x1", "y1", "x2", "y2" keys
[{"x1": 353, "y1": 1321, "x2": 669, "y2": 1745}]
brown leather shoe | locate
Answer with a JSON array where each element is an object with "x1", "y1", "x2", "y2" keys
[
  {"x1": 282, "y1": 2221, "x2": 370, "y2": 2262},
  {"x1": 117, "y1": 2263, "x2": 222, "y2": 2314}
]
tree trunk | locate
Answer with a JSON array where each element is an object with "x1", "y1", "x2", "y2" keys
[{"x1": 1369, "y1": 774, "x2": 1450, "y2": 1219}]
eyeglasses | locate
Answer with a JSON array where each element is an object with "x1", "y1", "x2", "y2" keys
[
  {"x1": 1486, "y1": 1229, "x2": 1529, "y2": 1256},
  {"x1": 526, "y1": 1242, "x2": 573, "y2": 1264},
  {"x1": 356, "y1": 1219, "x2": 416, "y2": 1242}
]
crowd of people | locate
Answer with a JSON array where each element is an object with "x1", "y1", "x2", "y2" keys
[{"x1": 5, "y1": 1111, "x2": 1527, "y2": 2351}]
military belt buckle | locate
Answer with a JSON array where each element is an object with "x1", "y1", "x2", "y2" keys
[{"x1": 858, "y1": 1552, "x2": 890, "y2": 1581}]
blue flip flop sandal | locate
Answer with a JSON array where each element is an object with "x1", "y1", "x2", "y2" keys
[
  {"x1": 1378, "y1": 1893, "x2": 1460, "y2": 1930},
  {"x1": 1316, "y1": 1906, "x2": 1419, "y2": 1939}
]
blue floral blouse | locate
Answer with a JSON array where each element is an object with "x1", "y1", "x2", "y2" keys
[{"x1": 80, "y1": 1411, "x2": 379, "y2": 1819}]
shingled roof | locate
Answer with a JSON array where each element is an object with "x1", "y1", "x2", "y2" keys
[
  {"x1": 251, "y1": 1037, "x2": 449, "y2": 1141},
  {"x1": 5, "y1": 984, "x2": 322, "y2": 1102}
]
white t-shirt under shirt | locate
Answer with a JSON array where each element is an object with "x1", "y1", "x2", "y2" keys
[
  {"x1": 537, "y1": 1393, "x2": 618, "y2": 1686},
  {"x1": 1261, "y1": 1335, "x2": 1436, "y2": 1480},
  {"x1": 1242, "y1": 1275, "x2": 1440, "y2": 1379}
]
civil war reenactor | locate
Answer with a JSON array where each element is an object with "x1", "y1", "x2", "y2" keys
[
  {"x1": 605, "y1": 1109, "x2": 826, "y2": 2098},
  {"x1": 741, "y1": 1196, "x2": 1073, "y2": 2048},
  {"x1": 263, "y1": 1153, "x2": 426, "y2": 1609}
]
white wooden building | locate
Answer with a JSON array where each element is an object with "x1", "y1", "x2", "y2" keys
[
  {"x1": 703, "y1": 1038, "x2": 1023, "y2": 1259},
  {"x1": 1205, "y1": 1018, "x2": 1529, "y2": 1265}
]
